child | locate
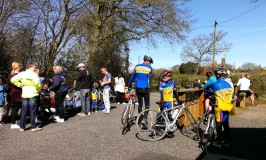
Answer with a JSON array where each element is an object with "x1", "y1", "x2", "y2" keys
[
  {"x1": 159, "y1": 70, "x2": 179, "y2": 118},
  {"x1": 91, "y1": 82, "x2": 99, "y2": 113},
  {"x1": 158, "y1": 70, "x2": 179, "y2": 138},
  {"x1": 0, "y1": 78, "x2": 8, "y2": 126},
  {"x1": 40, "y1": 83, "x2": 55, "y2": 113}
]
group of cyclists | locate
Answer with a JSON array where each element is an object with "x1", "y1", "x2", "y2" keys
[{"x1": 130, "y1": 55, "x2": 234, "y2": 147}]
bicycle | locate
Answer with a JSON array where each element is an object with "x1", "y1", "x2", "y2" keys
[
  {"x1": 197, "y1": 110, "x2": 216, "y2": 152},
  {"x1": 136, "y1": 99, "x2": 198, "y2": 141},
  {"x1": 121, "y1": 87, "x2": 137, "y2": 135}
]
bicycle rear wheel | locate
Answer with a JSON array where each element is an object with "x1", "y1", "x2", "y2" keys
[
  {"x1": 136, "y1": 109, "x2": 167, "y2": 141},
  {"x1": 129, "y1": 100, "x2": 135, "y2": 118},
  {"x1": 197, "y1": 112, "x2": 216, "y2": 152}
]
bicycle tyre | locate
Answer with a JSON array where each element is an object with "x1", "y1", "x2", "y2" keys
[
  {"x1": 121, "y1": 105, "x2": 130, "y2": 125},
  {"x1": 136, "y1": 109, "x2": 167, "y2": 141},
  {"x1": 129, "y1": 100, "x2": 135, "y2": 118},
  {"x1": 197, "y1": 112, "x2": 216, "y2": 152}
]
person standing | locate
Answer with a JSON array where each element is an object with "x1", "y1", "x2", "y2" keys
[
  {"x1": 76, "y1": 63, "x2": 94, "y2": 116},
  {"x1": 211, "y1": 68, "x2": 234, "y2": 147},
  {"x1": 115, "y1": 73, "x2": 125, "y2": 104},
  {"x1": 8, "y1": 62, "x2": 22, "y2": 129},
  {"x1": 0, "y1": 78, "x2": 8, "y2": 126},
  {"x1": 11, "y1": 63, "x2": 42, "y2": 132},
  {"x1": 129, "y1": 55, "x2": 153, "y2": 114},
  {"x1": 49, "y1": 66, "x2": 68, "y2": 123},
  {"x1": 236, "y1": 74, "x2": 256, "y2": 106},
  {"x1": 100, "y1": 67, "x2": 112, "y2": 114}
]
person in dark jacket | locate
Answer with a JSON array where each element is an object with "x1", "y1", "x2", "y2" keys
[
  {"x1": 76, "y1": 63, "x2": 94, "y2": 116},
  {"x1": 49, "y1": 66, "x2": 68, "y2": 123},
  {"x1": 8, "y1": 61, "x2": 22, "y2": 129}
]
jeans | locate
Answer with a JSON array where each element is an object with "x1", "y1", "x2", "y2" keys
[
  {"x1": 20, "y1": 97, "x2": 38, "y2": 129},
  {"x1": 103, "y1": 88, "x2": 111, "y2": 112},
  {"x1": 80, "y1": 89, "x2": 91, "y2": 113},
  {"x1": 91, "y1": 101, "x2": 98, "y2": 112}
]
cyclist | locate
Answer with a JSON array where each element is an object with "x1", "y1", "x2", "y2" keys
[
  {"x1": 158, "y1": 70, "x2": 179, "y2": 119},
  {"x1": 211, "y1": 68, "x2": 234, "y2": 147},
  {"x1": 129, "y1": 55, "x2": 153, "y2": 114},
  {"x1": 204, "y1": 72, "x2": 217, "y2": 113}
]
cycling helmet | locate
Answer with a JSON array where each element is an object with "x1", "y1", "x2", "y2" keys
[
  {"x1": 214, "y1": 68, "x2": 227, "y2": 75},
  {"x1": 161, "y1": 69, "x2": 172, "y2": 77},
  {"x1": 143, "y1": 55, "x2": 153, "y2": 64}
]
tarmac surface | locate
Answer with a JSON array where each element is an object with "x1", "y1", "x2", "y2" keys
[{"x1": 0, "y1": 92, "x2": 266, "y2": 160}]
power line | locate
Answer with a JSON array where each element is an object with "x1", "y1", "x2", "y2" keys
[
  {"x1": 194, "y1": 0, "x2": 266, "y2": 30},
  {"x1": 220, "y1": 0, "x2": 266, "y2": 24}
]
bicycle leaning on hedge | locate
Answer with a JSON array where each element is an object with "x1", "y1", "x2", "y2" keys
[
  {"x1": 121, "y1": 87, "x2": 137, "y2": 135},
  {"x1": 136, "y1": 99, "x2": 198, "y2": 141}
]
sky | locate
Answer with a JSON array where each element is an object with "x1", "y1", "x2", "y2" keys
[{"x1": 129, "y1": 0, "x2": 266, "y2": 70}]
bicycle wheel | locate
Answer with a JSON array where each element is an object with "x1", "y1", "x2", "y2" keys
[
  {"x1": 121, "y1": 105, "x2": 130, "y2": 125},
  {"x1": 136, "y1": 109, "x2": 167, "y2": 141},
  {"x1": 197, "y1": 112, "x2": 216, "y2": 152},
  {"x1": 129, "y1": 100, "x2": 135, "y2": 118}
]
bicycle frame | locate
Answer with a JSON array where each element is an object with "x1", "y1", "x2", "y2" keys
[{"x1": 160, "y1": 103, "x2": 190, "y2": 126}]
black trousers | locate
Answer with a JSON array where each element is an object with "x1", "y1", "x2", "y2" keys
[
  {"x1": 116, "y1": 91, "x2": 124, "y2": 103},
  {"x1": 54, "y1": 91, "x2": 67, "y2": 119},
  {"x1": 11, "y1": 102, "x2": 21, "y2": 124},
  {"x1": 216, "y1": 121, "x2": 230, "y2": 142},
  {"x1": 136, "y1": 88, "x2": 150, "y2": 114}
]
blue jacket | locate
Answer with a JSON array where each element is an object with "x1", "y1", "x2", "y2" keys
[
  {"x1": 129, "y1": 63, "x2": 152, "y2": 89},
  {"x1": 204, "y1": 76, "x2": 217, "y2": 89},
  {"x1": 49, "y1": 70, "x2": 68, "y2": 92}
]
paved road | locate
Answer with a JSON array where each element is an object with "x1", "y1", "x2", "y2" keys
[{"x1": 0, "y1": 92, "x2": 265, "y2": 160}]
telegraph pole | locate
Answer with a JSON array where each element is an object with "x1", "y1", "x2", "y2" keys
[{"x1": 212, "y1": 21, "x2": 218, "y2": 71}]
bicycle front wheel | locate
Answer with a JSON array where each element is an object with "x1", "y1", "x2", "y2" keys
[
  {"x1": 129, "y1": 100, "x2": 136, "y2": 118},
  {"x1": 136, "y1": 109, "x2": 167, "y2": 141}
]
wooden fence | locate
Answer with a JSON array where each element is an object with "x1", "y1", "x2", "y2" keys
[{"x1": 178, "y1": 88, "x2": 236, "y2": 126}]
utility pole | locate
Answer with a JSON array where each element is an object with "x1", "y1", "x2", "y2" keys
[{"x1": 212, "y1": 21, "x2": 218, "y2": 71}]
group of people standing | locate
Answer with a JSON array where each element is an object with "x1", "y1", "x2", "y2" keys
[{"x1": 0, "y1": 62, "x2": 68, "y2": 131}]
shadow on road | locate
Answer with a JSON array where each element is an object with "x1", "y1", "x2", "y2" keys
[{"x1": 197, "y1": 127, "x2": 266, "y2": 160}]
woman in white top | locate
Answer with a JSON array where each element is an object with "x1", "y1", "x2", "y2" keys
[{"x1": 115, "y1": 73, "x2": 125, "y2": 104}]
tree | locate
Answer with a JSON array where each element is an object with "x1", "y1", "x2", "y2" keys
[
  {"x1": 180, "y1": 31, "x2": 232, "y2": 75},
  {"x1": 0, "y1": 0, "x2": 30, "y2": 71},
  {"x1": 179, "y1": 62, "x2": 203, "y2": 75},
  {"x1": 75, "y1": 0, "x2": 193, "y2": 75},
  {"x1": 240, "y1": 62, "x2": 258, "y2": 71},
  {"x1": 171, "y1": 65, "x2": 180, "y2": 74},
  {"x1": 29, "y1": 0, "x2": 86, "y2": 77}
]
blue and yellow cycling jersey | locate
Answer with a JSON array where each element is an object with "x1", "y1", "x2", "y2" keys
[
  {"x1": 158, "y1": 80, "x2": 178, "y2": 115},
  {"x1": 211, "y1": 78, "x2": 234, "y2": 122},
  {"x1": 159, "y1": 80, "x2": 177, "y2": 102},
  {"x1": 129, "y1": 63, "x2": 152, "y2": 89}
]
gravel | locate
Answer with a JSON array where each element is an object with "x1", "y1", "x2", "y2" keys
[{"x1": 0, "y1": 92, "x2": 265, "y2": 160}]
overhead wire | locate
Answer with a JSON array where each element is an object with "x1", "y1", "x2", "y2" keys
[
  {"x1": 219, "y1": 0, "x2": 266, "y2": 24},
  {"x1": 194, "y1": 0, "x2": 266, "y2": 30}
]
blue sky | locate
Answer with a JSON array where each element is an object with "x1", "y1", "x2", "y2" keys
[{"x1": 129, "y1": 0, "x2": 266, "y2": 70}]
